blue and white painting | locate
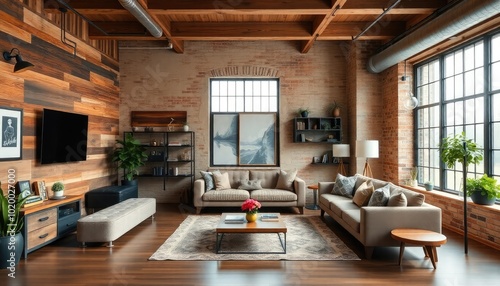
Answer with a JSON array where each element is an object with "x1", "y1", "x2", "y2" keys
[
  {"x1": 212, "y1": 114, "x2": 238, "y2": 165},
  {"x1": 239, "y1": 113, "x2": 276, "y2": 165}
]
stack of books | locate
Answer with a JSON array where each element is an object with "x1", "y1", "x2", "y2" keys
[
  {"x1": 224, "y1": 215, "x2": 245, "y2": 224},
  {"x1": 23, "y1": 195, "x2": 44, "y2": 207},
  {"x1": 260, "y1": 214, "x2": 280, "y2": 222}
]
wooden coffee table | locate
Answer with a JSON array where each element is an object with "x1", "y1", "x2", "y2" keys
[
  {"x1": 391, "y1": 228, "x2": 447, "y2": 269},
  {"x1": 215, "y1": 213, "x2": 287, "y2": 254}
]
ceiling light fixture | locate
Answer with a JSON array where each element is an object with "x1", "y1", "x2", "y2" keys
[
  {"x1": 402, "y1": 60, "x2": 418, "y2": 110},
  {"x1": 3, "y1": 48, "x2": 34, "y2": 73}
]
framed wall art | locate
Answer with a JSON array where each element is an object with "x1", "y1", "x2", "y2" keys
[
  {"x1": 239, "y1": 113, "x2": 277, "y2": 166},
  {"x1": 211, "y1": 113, "x2": 238, "y2": 165},
  {"x1": 0, "y1": 106, "x2": 23, "y2": 161}
]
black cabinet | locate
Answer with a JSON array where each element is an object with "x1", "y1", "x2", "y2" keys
[
  {"x1": 124, "y1": 131, "x2": 195, "y2": 191},
  {"x1": 293, "y1": 117, "x2": 342, "y2": 143}
]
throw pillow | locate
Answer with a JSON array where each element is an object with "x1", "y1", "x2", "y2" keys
[
  {"x1": 332, "y1": 174, "x2": 358, "y2": 198},
  {"x1": 368, "y1": 184, "x2": 391, "y2": 206},
  {"x1": 406, "y1": 192, "x2": 425, "y2": 206},
  {"x1": 387, "y1": 192, "x2": 408, "y2": 207},
  {"x1": 238, "y1": 179, "x2": 263, "y2": 191},
  {"x1": 352, "y1": 181, "x2": 374, "y2": 207},
  {"x1": 275, "y1": 170, "x2": 297, "y2": 191},
  {"x1": 213, "y1": 172, "x2": 231, "y2": 190},
  {"x1": 200, "y1": 171, "x2": 215, "y2": 191}
]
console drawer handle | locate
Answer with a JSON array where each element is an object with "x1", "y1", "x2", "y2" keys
[
  {"x1": 38, "y1": 217, "x2": 49, "y2": 222},
  {"x1": 39, "y1": 233, "x2": 49, "y2": 239}
]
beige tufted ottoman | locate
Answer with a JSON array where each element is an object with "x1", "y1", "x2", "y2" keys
[{"x1": 77, "y1": 198, "x2": 156, "y2": 247}]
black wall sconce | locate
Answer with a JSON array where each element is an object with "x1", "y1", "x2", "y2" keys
[{"x1": 3, "y1": 48, "x2": 34, "y2": 73}]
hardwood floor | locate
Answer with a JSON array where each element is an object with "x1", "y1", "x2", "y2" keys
[{"x1": 2, "y1": 204, "x2": 500, "y2": 286}]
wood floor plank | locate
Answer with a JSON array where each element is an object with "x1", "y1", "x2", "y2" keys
[{"x1": 3, "y1": 204, "x2": 500, "y2": 285}]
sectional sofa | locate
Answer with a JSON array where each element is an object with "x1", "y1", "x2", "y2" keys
[
  {"x1": 319, "y1": 174, "x2": 442, "y2": 258},
  {"x1": 193, "y1": 169, "x2": 306, "y2": 214}
]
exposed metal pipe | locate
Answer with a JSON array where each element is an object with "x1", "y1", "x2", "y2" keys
[
  {"x1": 118, "y1": 0, "x2": 163, "y2": 38},
  {"x1": 352, "y1": 0, "x2": 401, "y2": 41},
  {"x1": 367, "y1": 0, "x2": 500, "y2": 73}
]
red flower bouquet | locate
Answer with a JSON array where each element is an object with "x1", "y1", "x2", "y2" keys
[{"x1": 241, "y1": 198, "x2": 261, "y2": 214}]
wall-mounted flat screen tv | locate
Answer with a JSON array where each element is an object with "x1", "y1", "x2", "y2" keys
[{"x1": 40, "y1": 108, "x2": 88, "y2": 164}]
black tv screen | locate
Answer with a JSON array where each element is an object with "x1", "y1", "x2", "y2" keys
[{"x1": 40, "y1": 109, "x2": 88, "y2": 164}]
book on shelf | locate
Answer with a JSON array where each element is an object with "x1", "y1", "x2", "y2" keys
[
  {"x1": 224, "y1": 215, "x2": 245, "y2": 223},
  {"x1": 168, "y1": 141, "x2": 181, "y2": 146},
  {"x1": 23, "y1": 195, "x2": 44, "y2": 207},
  {"x1": 260, "y1": 214, "x2": 280, "y2": 222}
]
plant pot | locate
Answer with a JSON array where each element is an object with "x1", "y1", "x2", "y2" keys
[
  {"x1": 53, "y1": 190, "x2": 64, "y2": 197},
  {"x1": 424, "y1": 183, "x2": 434, "y2": 191},
  {"x1": 183, "y1": 125, "x2": 189, "y2": 131},
  {"x1": 246, "y1": 213, "x2": 257, "y2": 222},
  {"x1": 470, "y1": 191, "x2": 496, "y2": 205},
  {"x1": 333, "y1": 108, "x2": 340, "y2": 117},
  {"x1": 0, "y1": 232, "x2": 24, "y2": 269},
  {"x1": 411, "y1": 179, "x2": 418, "y2": 187},
  {"x1": 300, "y1": 111, "x2": 308, "y2": 118},
  {"x1": 122, "y1": 179, "x2": 138, "y2": 187}
]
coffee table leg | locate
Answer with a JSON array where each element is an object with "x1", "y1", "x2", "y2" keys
[
  {"x1": 398, "y1": 242, "x2": 405, "y2": 266},
  {"x1": 215, "y1": 233, "x2": 225, "y2": 254},
  {"x1": 425, "y1": 245, "x2": 438, "y2": 269}
]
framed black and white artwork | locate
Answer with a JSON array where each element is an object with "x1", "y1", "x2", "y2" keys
[
  {"x1": 211, "y1": 113, "x2": 238, "y2": 166},
  {"x1": 0, "y1": 106, "x2": 23, "y2": 161},
  {"x1": 239, "y1": 113, "x2": 277, "y2": 166}
]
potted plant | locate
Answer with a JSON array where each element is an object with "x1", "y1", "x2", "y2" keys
[
  {"x1": 424, "y1": 181, "x2": 434, "y2": 191},
  {"x1": 0, "y1": 183, "x2": 29, "y2": 268},
  {"x1": 51, "y1": 182, "x2": 64, "y2": 197},
  {"x1": 112, "y1": 133, "x2": 147, "y2": 185},
  {"x1": 410, "y1": 167, "x2": 418, "y2": 187},
  {"x1": 298, "y1": 108, "x2": 310, "y2": 118},
  {"x1": 466, "y1": 174, "x2": 500, "y2": 205},
  {"x1": 328, "y1": 101, "x2": 341, "y2": 117}
]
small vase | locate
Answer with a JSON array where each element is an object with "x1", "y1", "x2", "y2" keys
[
  {"x1": 246, "y1": 213, "x2": 258, "y2": 222},
  {"x1": 183, "y1": 125, "x2": 189, "y2": 131}
]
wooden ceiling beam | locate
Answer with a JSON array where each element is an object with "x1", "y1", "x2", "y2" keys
[
  {"x1": 170, "y1": 22, "x2": 312, "y2": 40},
  {"x1": 319, "y1": 21, "x2": 406, "y2": 40},
  {"x1": 342, "y1": 0, "x2": 447, "y2": 9},
  {"x1": 147, "y1": 0, "x2": 331, "y2": 11}
]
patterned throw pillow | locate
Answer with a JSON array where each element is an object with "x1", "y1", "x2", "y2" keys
[
  {"x1": 238, "y1": 179, "x2": 263, "y2": 191},
  {"x1": 332, "y1": 174, "x2": 357, "y2": 198},
  {"x1": 275, "y1": 170, "x2": 297, "y2": 191},
  {"x1": 387, "y1": 192, "x2": 408, "y2": 207},
  {"x1": 200, "y1": 171, "x2": 215, "y2": 191},
  {"x1": 368, "y1": 184, "x2": 391, "y2": 206},
  {"x1": 213, "y1": 172, "x2": 231, "y2": 190},
  {"x1": 352, "y1": 181, "x2": 374, "y2": 207}
]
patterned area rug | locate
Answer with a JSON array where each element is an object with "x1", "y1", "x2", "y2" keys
[{"x1": 149, "y1": 215, "x2": 360, "y2": 261}]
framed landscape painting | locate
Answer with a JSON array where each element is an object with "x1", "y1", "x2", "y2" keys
[
  {"x1": 211, "y1": 113, "x2": 238, "y2": 166},
  {"x1": 239, "y1": 113, "x2": 277, "y2": 166},
  {"x1": 0, "y1": 106, "x2": 23, "y2": 161}
]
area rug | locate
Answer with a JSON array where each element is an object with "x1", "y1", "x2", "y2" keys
[{"x1": 149, "y1": 215, "x2": 360, "y2": 261}]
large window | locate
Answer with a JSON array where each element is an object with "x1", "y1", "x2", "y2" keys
[
  {"x1": 210, "y1": 79, "x2": 279, "y2": 166},
  {"x1": 416, "y1": 30, "x2": 500, "y2": 200}
]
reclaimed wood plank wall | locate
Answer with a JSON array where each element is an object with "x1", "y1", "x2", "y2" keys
[{"x1": 0, "y1": 0, "x2": 120, "y2": 195}]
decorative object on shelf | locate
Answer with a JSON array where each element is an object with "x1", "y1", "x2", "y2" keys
[
  {"x1": 328, "y1": 101, "x2": 341, "y2": 117},
  {"x1": 356, "y1": 140, "x2": 379, "y2": 178},
  {"x1": 440, "y1": 131, "x2": 483, "y2": 254},
  {"x1": 0, "y1": 106, "x2": 23, "y2": 161},
  {"x1": 424, "y1": 181, "x2": 434, "y2": 191},
  {"x1": 410, "y1": 167, "x2": 418, "y2": 187},
  {"x1": 112, "y1": 133, "x2": 148, "y2": 184},
  {"x1": 465, "y1": 174, "x2": 500, "y2": 205},
  {"x1": 32, "y1": 180, "x2": 48, "y2": 201},
  {"x1": 241, "y1": 198, "x2": 261, "y2": 222},
  {"x1": 51, "y1": 181, "x2": 65, "y2": 197},
  {"x1": 168, "y1": 118, "x2": 175, "y2": 131},
  {"x1": 183, "y1": 123, "x2": 189, "y2": 131},
  {"x1": 0, "y1": 184, "x2": 29, "y2": 268},
  {"x1": 298, "y1": 108, "x2": 310, "y2": 118},
  {"x1": 2, "y1": 48, "x2": 34, "y2": 73},
  {"x1": 402, "y1": 60, "x2": 419, "y2": 110},
  {"x1": 332, "y1": 144, "x2": 350, "y2": 176}
]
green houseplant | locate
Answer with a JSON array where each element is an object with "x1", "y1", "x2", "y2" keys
[
  {"x1": 298, "y1": 108, "x2": 310, "y2": 118},
  {"x1": 51, "y1": 181, "x2": 64, "y2": 197},
  {"x1": 465, "y1": 174, "x2": 500, "y2": 205},
  {"x1": 112, "y1": 133, "x2": 147, "y2": 184},
  {"x1": 1, "y1": 183, "x2": 29, "y2": 268}
]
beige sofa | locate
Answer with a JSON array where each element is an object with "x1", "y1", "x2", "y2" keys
[
  {"x1": 319, "y1": 174, "x2": 442, "y2": 258},
  {"x1": 194, "y1": 169, "x2": 306, "y2": 214}
]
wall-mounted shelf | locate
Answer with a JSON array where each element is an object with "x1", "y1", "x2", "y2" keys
[{"x1": 294, "y1": 117, "x2": 342, "y2": 143}]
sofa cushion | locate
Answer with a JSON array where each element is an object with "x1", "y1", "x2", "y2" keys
[
  {"x1": 250, "y1": 170, "x2": 279, "y2": 189},
  {"x1": 368, "y1": 184, "x2": 390, "y2": 206},
  {"x1": 200, "y1": 171, "x2": 215, "y2": 191},
  {"x1": 213, "y1": 172, "x2": 231, "y2": 190},
  {"x1": 250, "y1": 189, "x2": 297, "y2": 201},
  {"x1": 238, "y1": 179, "x2": 263, "y2": 191},
  {"x1": 352, "y1": 181, "x2": 374, "y2": 207},
  {"x1": 387, "y1": 192, "x2": 407, "y2": 207},
  {"x1": 405, "y1": 191, "x2": 425, "y2": 206},
  {"x1": 342, "y1": 209, "x2": 361, "y2": 232},
  {"x1": 275, "y1": 170, "x2": 297, "y2": 191},
  {"x1": 332, "y1": 174, "x2": 357, "y2": 198},
  {"x1": 329, "y1": 196, "x2": 360, "y2": 217},
  {"x1": 202, "y1": 189, "x2": 250, "y2": 201}
]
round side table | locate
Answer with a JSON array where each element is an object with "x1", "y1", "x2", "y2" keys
[
  {"x1": 391, "y1": 228, "x2": 447, "y2": 269},
  {"x1": 306, "y1": 184, "x2": 320, "y2": 210}
]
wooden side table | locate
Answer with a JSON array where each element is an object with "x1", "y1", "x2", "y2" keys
[
  {"x1": 390, "y1": 228, "x2": 447, "y2": 269},
  {"x1": 306, "y1": 184, "x2": 320, "y2": 210}
]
